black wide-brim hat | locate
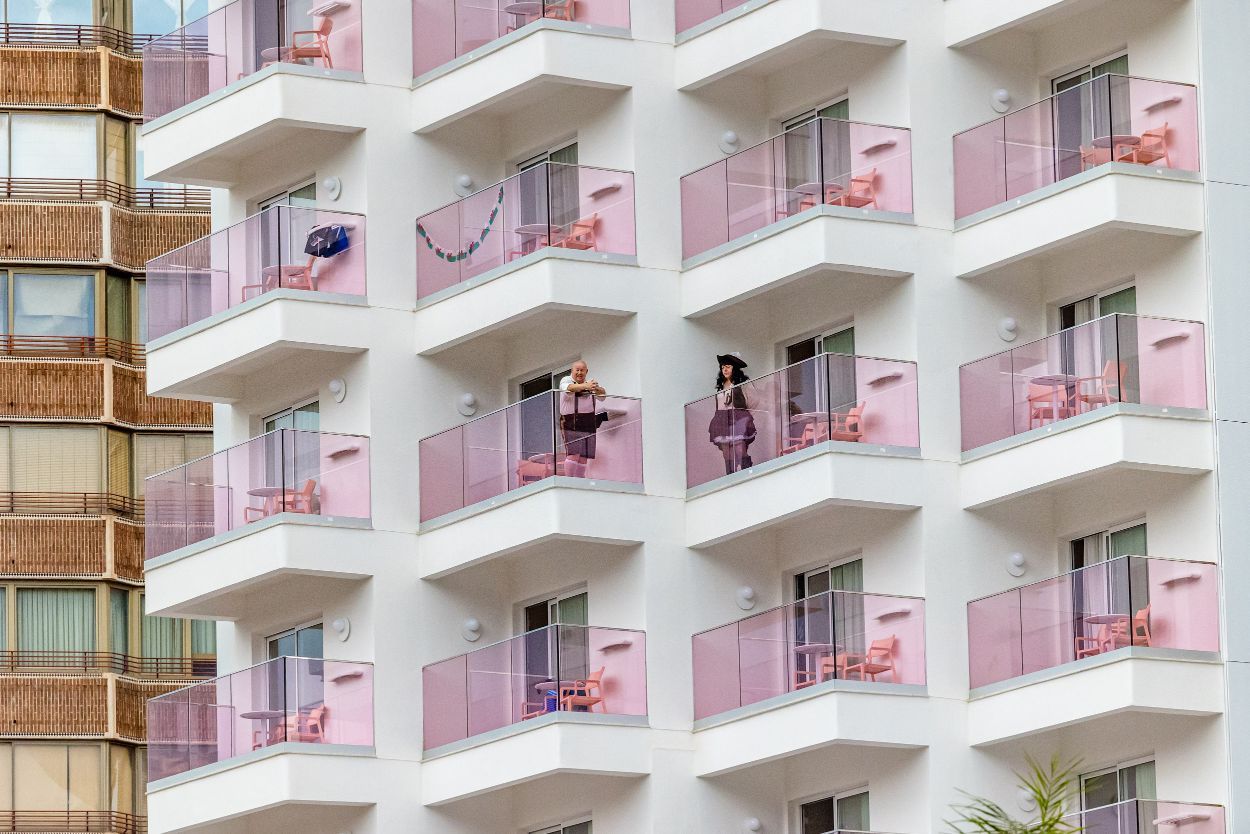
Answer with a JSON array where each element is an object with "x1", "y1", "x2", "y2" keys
[{"x1": 717, "y1": 353, "x2": 748, "y2": 370}]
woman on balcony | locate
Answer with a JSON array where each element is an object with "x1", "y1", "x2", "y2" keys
[{"x1": 709, "y1": 353, "x2": 755, "y2": 475}]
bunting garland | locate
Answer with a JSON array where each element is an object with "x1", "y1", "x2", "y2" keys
[{"x1": 416, "y1": 186, "x2": 506, "y2": 262}]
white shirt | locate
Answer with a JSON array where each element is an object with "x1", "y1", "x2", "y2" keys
[{"x1": 558, "y1": 376, "x2": 603, "y2": 416}]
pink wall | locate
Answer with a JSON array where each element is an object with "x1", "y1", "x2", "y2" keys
[
  {"x1": 966, "y1": 589, "x2": 1023, "y2": 689},
  {"x1": 422, "y1": 655, "x2": 468, "y2": 748},
  {"x1": 680, "y1": 162, "x2": 729, "y2": 259},
  {"x1": 418, "y1": 428, "x2": 466, "y2": 522},
  {"x1": 1132, "y1": 316, "x2": 1208, "y2": 410},
  {"x1": 315, "y1": 433, "x2": 371, "y2": 519},
  {"x1": 588, "y1": 627, "x2": 647, "y2": 716},
  {"x1": 1126, "y1": 77, "x2": 1200, "y2": 173},
  {"x1": 691, "y1": 624, "x2": 741, "y2": 721},
  {"x1": 860, "y1": 595, "x2": 925, "y2": 685},
  {"x1": 844, "y1": 122, "x2": 913, "y2": 214},
  {"x1": 953, "y1": 119, "x2": 1007, "y2": 220},
  {"x1": 854, "y1": 356, "x2": 920, "y2": 447}
]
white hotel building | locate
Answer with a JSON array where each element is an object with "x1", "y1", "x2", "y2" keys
[{"x1": 133, "y1": 0, "x2": 1248, "y2": 831}]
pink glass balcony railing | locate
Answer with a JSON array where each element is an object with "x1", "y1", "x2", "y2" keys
[
  {"x1": 422, "y1": 624, "x2": 647, "y2": 750},
  {"x1": 675, "y1": 0, "x2": 748, "y2": 34},
  {"x1": 680, "y1": 118, "x2": 913, "y2": 260},
  {"x1": 418, "y1": 391, "x2": 642, "y2": 522},
  {"x1": 684, "y1": 353, "x2": 919, "y2": 489},
  {"x1": 967, "y1": 555, "x2": 1219, "y2": 689},
  {"x1": 412, "y1": 0, "x2": 629, "y2": 77},
  {"x1": 146, "y1": 656, "x2": 374, "y2": 782},
  {"x1": 144, "y1": 429, "x2": 371, "y2": 560},
  {"x1": 1060, "y1": 799, "x2": 1225, "y2": 834},
  {"x1": 146, "y1": 205, "x2": 366, "y2": 341},
  {"x1": 958, "y1": 313, "x2": 1207, "y2": 452},
  {"x1": 142, "y1": 0, "x2": 363, "y2": 121},
  {"x1": 953, "y1": 75, "x2": 1199, "y2": 220},
  {"x1": 415, "y1": 163, "x2": 636, "y2": 299},
  {"x1": 692, "y1": 590, "x2": 925, "y2": 721}
]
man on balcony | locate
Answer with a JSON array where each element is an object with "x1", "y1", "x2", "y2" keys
[{"x1": 558, "y1": 361, "x2": 606, "y2": 478}]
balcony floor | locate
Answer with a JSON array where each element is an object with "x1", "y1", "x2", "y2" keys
[
  {"x1": 146, "y1": 291, "x2": 375, "y2": 404},
  {"x1": 421, "y1": 713, "x2": 651, "y2": 806},
  {"x1": 144, "y1": 515, "x2": 386, "y2": 620},
  {"x1": 412, "y1": 22, "x2": 640, "y2": 134},
  {"x1": 959, "y1": 405, "x2": 1212, "y2": 510},
  {"x1": 141, "y1": 66, "x2": 370, "y2": 187},
  {"x1": 692, "y1": 680, "x2": 929, "y2": 777},
  {"x1": 967, "y1": 649, "x2": 1223, "y2": 746},
  {"x1": 953, "y1": 165, "x2": 1204, "y2": 279},
  {"x1": 681, "y1": 206, "x2": 917, "y2": 318},
  {"x1": 674, "y1": 0, "x2": 907, "y2": 91},
  {"x1": 419, "y1": 479, "x2": 654, "y2": 578},
  {"x1": 146, "y1": 743, "x2": 383, "y2": 834},
  {"x1": 415, "y1": 253, "x2": 645, "y2": 355},
  {"x1": 686, "y1": 440, "x2": 924, "y2": 548}
]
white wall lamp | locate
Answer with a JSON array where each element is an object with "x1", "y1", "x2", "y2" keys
[
  {"x1": 1007, "y1": 552, "x2": 1027, "y2": 578},
  {"x1": 743, "y1": 819, "x2": 762, "y2": 832},
  {"x1": 329, "y1": 377, "x2": 347, "y2": 403},
  {"x1": 462, "y1": 617, "x2": 482, "y2": 642},
  {"x1": 454, "y1": 174, "x2": 475, "y2": 197},
  {"x1": 719, "y1": 130, "x2": 740, "y2": 154},
  {"x1": 330, "y1": 617, "x2": 351, "y2": 642},
  {"x1": 997, "y1": 317, "x2": 1019, "y2": 343},
  {"x1": 991, "y1": 88, "x2": 1012, "y2": 114},
  {"x1": 321, "y1": 176, "x2": 343, "y2": 201},
  {"x1": 457, "y1": 393, "x2": 478, "y2": 417},
  {"x1": 736, "y1": 586, "x2": 757, "y2": 611}
]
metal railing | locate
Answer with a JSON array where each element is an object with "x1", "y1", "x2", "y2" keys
[
  {"x1": 0, "y1": 335, "x2": 145, "y2": 364},
  {"x1": 0, "y1": 651, "x2": 215, "y2": 677},
  {"x1": 0, "y1": 810, "x2": 146, "y2": 833},
  {"x1": 0, "y1": 178, "x2": 211, "y2": 211},
  {"x1": 0, "y1": 22, "x2": 157, "y2": 53}
]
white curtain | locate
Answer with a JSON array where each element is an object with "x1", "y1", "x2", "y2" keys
[
  {"x1": 13, "y1": 274, "x2": 94, "y2": 338},
  {"x1": 10, "y1": 114, "x2": 97, "y2": 180},
  {"x1": 17, "y1": 588, "x2": 96, "y2": 652}
]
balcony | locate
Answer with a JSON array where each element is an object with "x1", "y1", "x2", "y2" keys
[
  {"x1": 411, "y1": 0, "x2": 633, "y2": 132},
  {"x1": 140, "y1": 0, "x2": 364, "y2": 184},
  {"x1": 0, "y1": 672, "x2": 194, "y2": 739},
  {"x1": 0, "y1": 183, "x2": 210, "y2": 271},
  {"x1": 673, "y1": 0, "x2": 906, "y2": 92},
  {"x1": 680, "y1": 118, "x2": 914, "y2": 317},
  {"x1": 143, "y1": 429, "x2": 372, "y2": 619},
  {"x1": 691, "y1": 589, "x2": 927, "y2": 775},
  {"x1": 952, "y1": 76, "x2": 1202, "y2": 277},
  {"x1": 0, "y1": 811, "x2": 145, "y2": 833},
  {"x1": 0, "y1": 351, "x2": 211, "y2": 428},
  {"x1": 966, "y1": 556, "x2": 1222, "y2": 744},
  {"x1": 1063, "y1": 800, "x2": 1224, "y2": 834},
  {"x1": 145, "y1": 205, "x2": 368, "y2": 401},
  {"x1": 421, "y1": 624, "x2": 649, "y2": 804},
  {"x1": 0, "y1": 41, "x2": 142, "y2": 115},
  {"x1": 959, "y1": 314, "x2": 1210, "y2": 508},
  {"x1": 0, "y1": 516, "x2": 145, "y2": 581},
  {"x1": 147, "y1": 656, "x2": 374, "y2": 785},
  {"x1": 684, "y1": 353, "x2": 922, "y2": 547},
  {"x1": 417, "y1": 391, "x2": 643, "y2": 575},
  {"x1": 415, "y1": 163, "x2": 638, "y2": 353}
]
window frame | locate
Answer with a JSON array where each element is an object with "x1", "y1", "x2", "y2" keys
[
  {"x1": 1051, "y1": 50, "x2": 1130, "y2": 94},
  {"x1": 790, "y1": 785, "x2": 871, "y2": 834},
  {"x1": 0, "y1": 112, "x2": 129, "y2": 184},
  {"x1": 527, "y1": 816, "x2": 592, "y2": 834},
  {"x1": 781, "y1": 95, "x2": 850, "y2": 132},
  {"x1": 0, "y1": 268, "x2": 107, "y2": 341}
]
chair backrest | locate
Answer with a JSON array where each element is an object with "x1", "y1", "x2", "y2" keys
[
  {"x1": 298, "y1": 479, "x2": 317, "y2": 502},
  {"x1": 1142, "y1": 123, "x2": 1168, "y2": 147},
  {"x1": 869, "y1": 636, "x2": 895, "y2": 659},
  {"x1": 1027, "y1": 383, "x2": 1055, "y2": 402},
  {"x1": 315, "y1": 15, "x2": 334, "y2": 36},
  {"x1": 587, "y1": 666, "x2": 605, "y2": 686},
  {"x1": 851, "y1": 168, "x2": 877, "y2": 196}
]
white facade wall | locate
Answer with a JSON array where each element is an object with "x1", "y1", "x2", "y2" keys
[{"x1": 137, "y1": 0, "x2": 1244, "y2": 830}]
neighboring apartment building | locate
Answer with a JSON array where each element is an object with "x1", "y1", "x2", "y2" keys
[
  {"x1": 0, "y1": 11, "x2": 217, "y2": 833},
  {"x1": 133, "y1": 0, "x2": 1246, "y2": 832}
]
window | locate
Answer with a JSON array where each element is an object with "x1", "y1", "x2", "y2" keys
[
  {"x1": 783, "y1": 327, "x2": 857, "y2": 424},
  {"x1": 16, "y1": 588, "x2": 96, "y2": 652},
  {"x1": 518, "y1": 142, "x2": 580, "y2": 231},
  {"x1": 135, "y1": 281, "x2": 148, "y2": 344},
  {"x1": 523, "y1": 591, "x2": 588, "y2": 631},
  {"x1": 785, "y1": 326, "x2": 855, "y2": 367},
  {"x1": 1082, "y1": 759, "x2": 1155, "y2": 806},
  {"x1": 532, "y1": 821, "x2": 591, "y2": 834},
  {"x1": 6, "y1": 273, "x2": 96, "y2": 338},
  {"x1": 793, "y1": 560, "x2": 864, "y2": 679},
  {"x1": 132, "y1": 0, "x2": 208, "y2": 36},
  {"x1": 799, "y1": 789, "x2": 870, "y2": 834},
  {"x1": 783, "y1": 98, "x2": 850, "y2": 131},
  {"x1": 9, "y1": 743, "x2": 101, "y2": 811},
  {"x1": 1059, "y1": 285, "x2": 1136, "y2": 330},
  {"x1": 1053, "y1": 53, "x2": 1130, "y2": 94},
  {"x1": 133, "y1": 434, "x2": 211, "y2": 498},
  {"x1": 108, "y1": 744, "x2": 136, "y2": 815},
  {"x1": 795, "y1": 558, "x2": 864, "y2": 600},
  {"x1": 264, "y1": 401, "x2": 320, "y2": 432},
  {"x1": 1071, "y1": 522, "x2": 1147, "y2": 569},
  {"x1": 1051, "y1": 53, "x2": 1130, "y2": 180},
  {"x1": 268, "y1": 622, "x2": 324, "y2": 659},
  {"x1": 1, "y1": 426, "x2": 102, "y2": 494},
  {"x1": 109, "y1": 588, "x2": 128, "y2": 656},
  {"x1": 141, "y1": 594, "x2": 182, "y2": 659},
  {"x1": 2, "y1": 0, "x2": 94, "y2": 26},
  {"x1": 6, "y1": 114, "x2": 97, "y2": 180}
]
